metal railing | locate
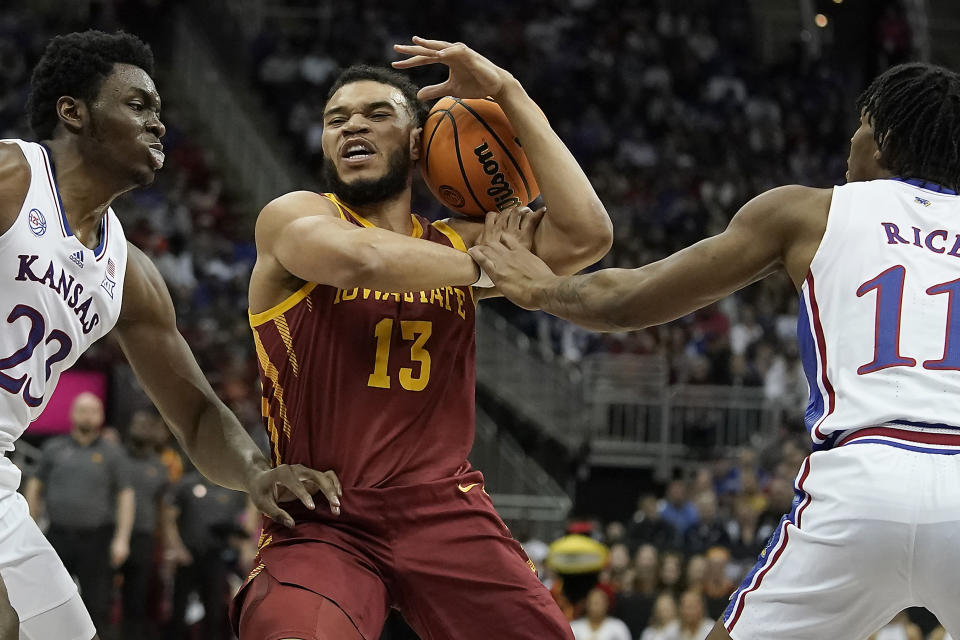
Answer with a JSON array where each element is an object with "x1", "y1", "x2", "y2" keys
[
  {"x1": 471, "y1": 407, "x2": 571, "y2": 540},
  {"x1": 582, "y1": 353, "x2": 787, "y2": 472},
  {"x1": 171, "y1": 10, "x2": 305, "y2": 211},
  {"x1": 475, "y1": 309, "x2": 588, "y2": 450}
]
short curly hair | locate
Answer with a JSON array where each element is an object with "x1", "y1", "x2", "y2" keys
[
  {"x1": 27, "y1": 30, "x2": 155, "y2": 139},
  {"x1": 326, "y1": 65, "x2": 428, "y2": 128}
]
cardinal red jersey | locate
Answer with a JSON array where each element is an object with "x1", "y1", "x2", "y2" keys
[{"x1": 250, "y1": 193, "x2": 476, "y2": 488}]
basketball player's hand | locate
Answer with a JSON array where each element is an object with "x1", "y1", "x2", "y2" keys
[
  {"x1": 392, "y1": 37, "x2": 513, "y2": 101},
  {"x1": 247, "y1": 463, "x2": 342, "y2": 527},
  {"x1": 479, "y1": 206, "x2": 546, "y2": 251},
  {"x1": 469, "y1": 235, "x2": 559, "y2": 310}
]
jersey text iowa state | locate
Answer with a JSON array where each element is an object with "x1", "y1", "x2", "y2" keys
[
  {"x1": 15, "y1": 254, "x2": 101, "y2": 334},
  {"x1": 333, "y1": 285, "x2": 469, "y2": 319}
]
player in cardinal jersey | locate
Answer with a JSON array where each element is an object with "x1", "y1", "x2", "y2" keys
[
  {"x1": 0, "y1": 31, "x2": 339, "y2": 640},
  {"x1": 470, "y1": 63, "x2": 960, "y2": 639},
  {"x1": 230, "y1": 39, "x2": 612, "y2": 640}
]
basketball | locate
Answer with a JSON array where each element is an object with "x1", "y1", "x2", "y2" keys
[{"x1": 420, "y1": 97, "x2": 540, "y2": 217}]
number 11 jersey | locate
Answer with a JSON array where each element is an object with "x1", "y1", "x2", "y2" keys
[
  {"x1": 0, "y1": 140, "x2": 127, "y2": 490},
  {"x1": 800, "y1": 177, "x2": 960, "y2": 450},
  {"x1": 250, "y1": 194, "x2": 477, "y2": 488}
]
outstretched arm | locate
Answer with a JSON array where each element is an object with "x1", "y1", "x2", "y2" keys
[
  {"x1": 470, "y1": 186, "x2": 830, "y2": 331},
  {"x1": 116, "y1": 244, "x2": 342, "y2": 527},
  {"x1": 393, "y1": 37, "x2": 613, "y2": 274},
  {"x1": 260, "y1": 191, "x2": 482, "y2": 292}
]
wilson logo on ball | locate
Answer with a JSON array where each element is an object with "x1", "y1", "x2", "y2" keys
[
  {"x1": 439, "y1": 185, "x2": 466, "y2": 208},
  {"x1": 473, "y1": 141, "x2": 522, "y2": 211}
]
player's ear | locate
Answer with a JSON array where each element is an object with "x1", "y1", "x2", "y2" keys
[
  {"x1": 56, "y1": 96, "x2": 86, "y2": 134},
  {"x1": 410, "y1": 126, "x2": 423, "y2": 162}
]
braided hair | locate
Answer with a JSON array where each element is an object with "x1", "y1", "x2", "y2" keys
[{"x1": 856, "y1": 62, "x2": 960, "y2": 191}]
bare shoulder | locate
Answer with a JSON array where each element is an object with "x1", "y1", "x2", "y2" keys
[
  {"x1": 438, "y1": 216, "x2": 483, "y2": 248},
  {"x1": 737, "y1": 185, "x2": 833, "y2": 288},
  {"x1": 0, "y1": 142, "x2": 31, "y2": 235},
  {"x1": 117, "y1": 241, "x2": 174, "y2": 328},
  {"x1": 254, "y1": 190, "x2": 340, "y2": 248}
]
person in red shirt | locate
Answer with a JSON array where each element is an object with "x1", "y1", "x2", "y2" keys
[{"x1": 230, "y1": 38, "x2": 612, "y2": 640}]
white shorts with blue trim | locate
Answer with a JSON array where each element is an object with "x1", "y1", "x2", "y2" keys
[
  {"x1": 723, "y1": 428, "x2": 960, "y2": 640},
  {"x1": 0, "y1": 490, "x2": 96, "y2": 640}
]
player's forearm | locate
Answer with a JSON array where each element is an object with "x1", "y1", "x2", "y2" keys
[
  {"x1": 324, "y1": 227, "x2": 479, "y2": 292},
  {"x1": 113, "y1": 488, "x2": 135, "y2": 543},
  {"x1": 176, "y1": 399, "x2": 271, "y2": 492},
  {"x1": 494, "y1": 78, "x2": 612, "y2": 273},
  {"x1": 535, "y1": 267, "x2": 696, "y2": 332}
]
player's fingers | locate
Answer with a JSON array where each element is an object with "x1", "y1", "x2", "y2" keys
[
  {"x1": 502, "y1": 234, "x2": 526, "y2": 250},
  {"x1": 468, "y1": 245, "x2": 492, "y2": 268},
  {"x1": 329, "y1": 470, "x2": 342, "y2": 497},
  {"x1": 260, "y1": 499, "x2": 296, "y2": 529},
  {"x1": 392, "y1": 55, "x2": 441, "y2": 70},
  {"x1": 523, "y1": 207, "x2": 547, "y2": 230},
  {"x1": 276, "y1": 465, "x2": 317, "y2": 511},
  {"x1": 412, "y1": 36, "x2": 457, "y2": 50},
  {"x1": 417, "y1": 82, "x2": 453, "y2": 101},
  {"x1": 393, "y1": 44, "x2": 442, "y2": 58},
  {"x1": 313, "y1": 471, "x2": 342, "y2": 515}
]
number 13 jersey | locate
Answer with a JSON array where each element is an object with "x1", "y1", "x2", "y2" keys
[
  {"x1": 0, "y1": 140, "x2": 127, "y2": 485},
  {"x1": 250, "y1": 194, "x2": 476, "y2": 488},
  {"x1": 801, "y1": 177, "x2": 960, "y2": 450}
]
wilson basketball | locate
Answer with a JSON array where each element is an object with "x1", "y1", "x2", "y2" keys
[{"x1": 420, "y1": 97, "x2": 540, "y2": 217}]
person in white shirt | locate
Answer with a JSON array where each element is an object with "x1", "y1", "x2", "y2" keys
[
  {"x1": 677, "y1": 590, "x2": 714, "y2": 640},
  {"x1": 571, "y1": 588, "x2": 632, "y2": 640},
  {"x1": 641, "y1": 592, "x2": 681, "y2": 640}
]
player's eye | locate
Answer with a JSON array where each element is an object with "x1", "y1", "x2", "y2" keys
[
  {"x1": 370, "y1": 112, "x2": 390, "y2": 120},
  {"x1": 328, "y1": 117, "x2": 346, "y2": 126},
  {"x1": 129, "y1": 102, "x2": 144, "y2": 111}
]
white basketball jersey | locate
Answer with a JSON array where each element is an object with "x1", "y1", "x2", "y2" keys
[
  {"x1": 0, "y1": 139, "x2": 127, "y2": 490},
  {"x1": 800, "y1": 177, "x2": 960, "y2": 449}
]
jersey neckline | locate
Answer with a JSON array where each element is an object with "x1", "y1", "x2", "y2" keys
[
  {"x1": 38, "y1": 142, "x2": 110, "y2": 259},
  {"x1": 889, "y1": 176, "x2": 958, "y2": 195}
]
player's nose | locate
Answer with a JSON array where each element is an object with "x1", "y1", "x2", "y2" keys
[
  {"x1": 342, "y1": 114, "x2": 369, "y2": 134},
  {"x1": 147, "y1": 114, "x2": 165, "y2": 139}
]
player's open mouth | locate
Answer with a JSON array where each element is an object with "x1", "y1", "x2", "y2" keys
[
  {"x1": 148, "y1": 143, "x2": 165, "y2": 169},
  {"x1": 341, "y1": 141, "x2": 376, "y2": 166}
]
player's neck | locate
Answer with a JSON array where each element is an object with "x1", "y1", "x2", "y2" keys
[
  {"x1": 345, "y1": 187, "x2": 415, "y2": 234},
  {"x1": 44, "y1": 138, "x2": 131, "y2": 248}
]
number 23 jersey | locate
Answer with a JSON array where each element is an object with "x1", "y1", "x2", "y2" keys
[
  {"x1": 0, "y1": 140, "x2": 127, "y2": 458},
  {"x1": 251, "y1": 194, "x2": 476, "y2": 488}
]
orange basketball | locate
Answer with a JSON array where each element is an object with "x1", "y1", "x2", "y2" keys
[{"x1": 420, "y1": 97, "x2": 540, "y2": 217}]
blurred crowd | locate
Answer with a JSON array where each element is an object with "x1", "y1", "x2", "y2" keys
[
  {"x1": 0, "y1": 0, "x2": 934, "y2": 637},
  {"x1": 235, "y1": 0, "x2": 914, "y2": 405},
  {"x1": 528, "y1": 439, "x2": 953, "y2": 640}
]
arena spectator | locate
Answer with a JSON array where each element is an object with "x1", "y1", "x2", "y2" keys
[
  {"x1": 640, "y1": 592, "x2": 681, "y2": 640},
  {"x1": 683, "y1": 491, "x2": 730, "y2": 555},
  {"x1": 119, "y1": 410, "x2": 170, "y2": 639},
  {"x1": 570, "y1": 587, "x2": 632, "y2": 640},
  {"x1": 659, "y1": 480, "x2": 699, "y2": 544},
  {"x1": 628, "y1": 494, "x2": 674, "y2": 550},
  {"x1": 676, "y1": 590, "x2": 715, "y2": 640},
  {"x1": 163, "y1": 469, "x2": 250, "y2": 640},
  {"x1": 872, "y1": 612, "x2": 924, "y2": 640},
  {"x1": 24, "y1": 393, "x2": 133, "y2": 634}
]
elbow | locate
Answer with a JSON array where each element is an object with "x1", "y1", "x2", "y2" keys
[
  {"x1": 339, "y1": 243, "x2": 385, "y2": 289},
  {"x1": 568, "y1": 202, "x2": 614, "y2": 269}
]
